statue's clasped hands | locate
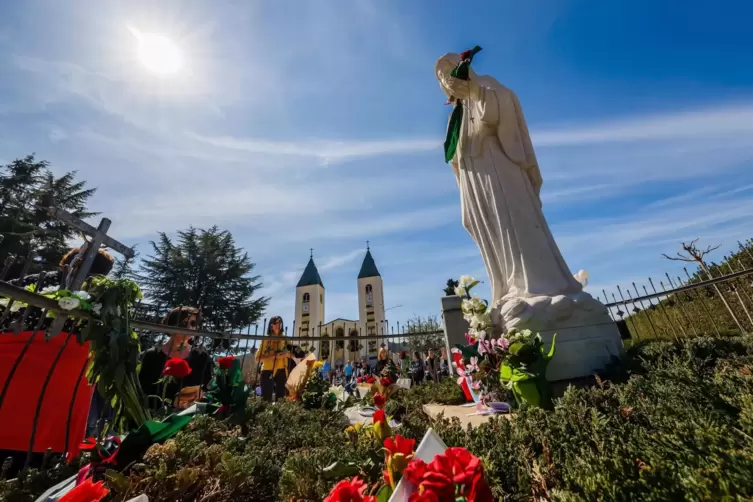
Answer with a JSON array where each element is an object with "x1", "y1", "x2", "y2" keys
[{"x1": 441, "y1": 74, "x2": 481, "y2": 102}]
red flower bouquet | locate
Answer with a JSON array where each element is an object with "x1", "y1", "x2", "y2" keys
[
  {"x1": 373, "y1": 391, "x2": 386, "y2": 409},
  {"x1": 404, "y1": 447, "x2": 492, "y2": 502},
  {"x1": 162, "y1": 357, "x2": 192, "y2": 379},
  {"x1": 324, "y1": 476, "x2": 375, "y2": 502},
  {"x1": 59, "y1": 478, "x2": 109, "y2": 502},
  {"x1": 217, "y1": 355, "x2": 235, "y2": 370}
]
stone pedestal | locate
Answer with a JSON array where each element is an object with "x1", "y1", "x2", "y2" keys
[
  {"x1": 495, "y1": 290, "x2": 624, "y2": 381},
  {"x1": 440, "y1": 295, "x2": 469, "y2": 376}
]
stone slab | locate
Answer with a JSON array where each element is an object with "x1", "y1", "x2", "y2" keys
[{"x1": 423, "y1": 404, "x2": 512, "y2": 428}]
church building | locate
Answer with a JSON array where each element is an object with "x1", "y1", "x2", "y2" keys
[{"x1": 293, "y1": 245, "x2": 386, "y2": 364}]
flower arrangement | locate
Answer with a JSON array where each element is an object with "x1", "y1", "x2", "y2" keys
[
  {"x1": 328, "y1": 383, "x2": 493, "y2": 501},
  {"x1": 205, "y1": 355, "x2": 248, "y2": 416},
  {"x1": 453, "y1": 275, "x2": 557, "y2": 409}
]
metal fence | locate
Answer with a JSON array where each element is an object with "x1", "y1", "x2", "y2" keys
[
  {"x1": 601, "y1": 265, "x2": 753, "y2": 341},
  {"x1": 0, "y1": 208, "x2": 443, "y2": 477}
]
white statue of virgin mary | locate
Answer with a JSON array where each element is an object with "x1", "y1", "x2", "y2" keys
[{"x1": 436, "y1": 52, "x2": 622, "y2": 379}]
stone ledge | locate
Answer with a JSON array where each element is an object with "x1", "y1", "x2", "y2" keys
[{"x1": 423, "y1": 403, "x2": 513, "y2": 428}]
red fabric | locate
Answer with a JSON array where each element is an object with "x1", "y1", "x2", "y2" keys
[{"x1": 0, "y1": 331, "x2": 93, "y2": 459}]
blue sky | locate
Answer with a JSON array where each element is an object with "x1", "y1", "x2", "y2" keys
[{"x1": 2, "y1": 0, "x2": 753, "y2": 331}]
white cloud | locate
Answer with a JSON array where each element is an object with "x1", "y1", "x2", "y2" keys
[
  {"x1": 185, "y1": 133, "x2": 439, "y2": 165},
  {"x1": 533, "y1": 104, "x2": 753, "y2": 147}
]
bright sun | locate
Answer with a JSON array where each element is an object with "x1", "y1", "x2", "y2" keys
[{"x1": 129, "y1": 26, "x2": 183, "y2": 75}]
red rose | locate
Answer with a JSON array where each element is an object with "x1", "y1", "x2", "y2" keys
[
  {"x1": 365, "y1": 375, "x2": 377, "y2": 384},
  {"x1": 323, "y1": 476, "x2": 368, "y2": 502},
  {"x1": 162, "y1": 357, "x2": 192, "y2": 379},
  {"x1": 408, "y1": 492, "x2": 440, "y2": 502},
  {"x1": 59, "y1": 478, "x2": 109, "y2": 502},
  {"x1": 403, "y1": 458, "x2": 428, "y2": 486},
  {"x1": 380, "y1": 376, "x2": 392, "y2": 386},
  {"x1": 384, "y1": 434, "x2": 415, "y2": 459},
  {"x1": 217, "y1": 355, "x2": 235, "y2": 370},
  {"x1": 444, "y1": 447, "x2": 482, "y2": 486},
  {"x1": 467, "y1": 471, "x2": 494, "y2": 502},
  {"x1": 373, "y1": 392, "x2": 386, "y2": 409},
  {"x1": 419, "y1": 471, "x2": 455, "y2": 501},
  {"x1": 372, "y1": 409, "x2": 386, "y2": 426}
]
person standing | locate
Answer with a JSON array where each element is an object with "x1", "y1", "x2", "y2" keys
[
  {"x1": 256, "y1": 316, "x2": 289, "y2": 402},
  {"x1": 425, "y1": 349, "x2": 439, "y2": 382},
  {"x1": 344, "y1": 360, "x2": 354, "y2": 383},
  {"x1": 138, "y1": 306, "x2": 207, "y2": 410},
  {"x1": 377, "y1": 343, "x2": 389, "y2": 372},
  {"x1": 410, "y1": 352, "x2": 425, "y2": 385}
]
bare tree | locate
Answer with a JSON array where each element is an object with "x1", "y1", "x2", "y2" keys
[{"x1": 662, "y1": 239, "x2": 744, "y2": 332}]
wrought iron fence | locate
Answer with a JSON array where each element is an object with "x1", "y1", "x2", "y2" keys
[{"x1": 601, "y1": 266, "x2": 753, "y2": 342}]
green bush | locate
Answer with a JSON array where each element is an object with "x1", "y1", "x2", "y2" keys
[{"x1": 4, "y1": 335, "x2": 753, "y2": 501}]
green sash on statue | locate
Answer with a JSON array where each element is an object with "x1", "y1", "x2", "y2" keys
[{"x1": 444, "y1": 46, "x2": 482, "y2": 163}]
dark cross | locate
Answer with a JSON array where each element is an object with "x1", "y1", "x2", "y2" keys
[
  {"x1": 366, "y1": 240, "x2": 370, "y2": 250},
  {"x1": 45, "y1": 207, "x2": 135, "y2": 338},
  {"x1": 310, "y1": 248, "x2": 313, "y2": 258}
]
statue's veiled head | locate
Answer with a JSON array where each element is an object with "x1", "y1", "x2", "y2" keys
[{"x1": 435, "y1": 52, "x2": 501, "y2": 100}]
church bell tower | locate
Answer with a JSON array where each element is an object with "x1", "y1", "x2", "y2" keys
[
  {"x1": 357, "y1": 243, "x2": 385, "y2": 360},
  {"x1": 294, "y1": 250, "x2": 325, "y2": 351}
]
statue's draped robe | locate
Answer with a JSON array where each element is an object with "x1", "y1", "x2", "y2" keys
[{"x1": 436, "y1": 54, "x2": 582, "y2": 305}]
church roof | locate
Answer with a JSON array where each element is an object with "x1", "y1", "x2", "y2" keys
[
  {"x1": 358, "y1": 249, "x2": 381, "y2": 279},
  {"x1": 297, "y1": 257, "x2": 324, "y2": 288}
]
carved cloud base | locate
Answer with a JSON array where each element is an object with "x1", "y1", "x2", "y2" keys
[{"x1": 493, "y1": 290, "x2": 624, "y2": 381}]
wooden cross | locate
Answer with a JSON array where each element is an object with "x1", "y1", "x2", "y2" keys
[{"x1": 46, "y1": 207, "x2": 135, "y2": 337}]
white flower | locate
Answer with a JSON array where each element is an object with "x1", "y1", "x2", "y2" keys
[
  {"x1": 458, "y1": 275, "x2": 475, "y2": 287},
  {"x1": 10, "y1": 301, "x2": 23, "y2": 312},
  {"x1": 58, "y1": 297, "x2": 80, "y2": 311},
  {"x1": 0, "y1": 298, "x2": 8, "y2": 307},
  {"x1": 92, "y1": 303, "x2": 102, "y2": 315},
  {"x1": 454, "y1": 285, "x2": 467, "y2": 297},
  {"x1": 39, "y1": 285, "x2": 60, "y2": 295},
  {"x1": 573, "y1": 269, "x2": 589, "y2": 287},
  {"x1": 74, "y1": 290, "x2": 90, "y2": 301}
]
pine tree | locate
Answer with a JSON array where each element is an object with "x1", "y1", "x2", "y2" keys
[
  {"x1": 137, "y1": 226, "x2": 268, "y2": 331},
  {"x1": 0, "y1": 155, "x2": 98, "y2": 277}
]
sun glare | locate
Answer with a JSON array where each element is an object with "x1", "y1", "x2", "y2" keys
[{"x1": 129, "y1": 26, "x2": 183, "y2": 75}]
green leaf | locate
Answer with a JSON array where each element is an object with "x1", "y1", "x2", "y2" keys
[
  {"x1": 376, "y1": 484, "x2": 393, "y2": 502},
  {"x1": 508, "y1": 342, "x2": 525, "y2": 356},
  {"x1": 321, "y1": 461, "x2": 361, "y2": 479}
]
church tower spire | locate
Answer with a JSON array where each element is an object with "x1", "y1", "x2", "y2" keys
[
  {"x1": 357, "y1": 242, "x2": 385, "y2": 360},
  {"x1": 294, "y1": 251, "x2": 325, "y2": 345}
]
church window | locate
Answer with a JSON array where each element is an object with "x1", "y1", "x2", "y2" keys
[
  {"x1": 365, "y1": 284, "x2": 373, "y2": 294},
  {"x1": 303, "y1": 293, "x2": 310, "y2": 303},
  {"x1": 365, "y1": 284, "x2": 373, "y2": 302}
]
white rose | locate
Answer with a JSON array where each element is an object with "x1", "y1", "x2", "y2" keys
[
  {"x1": 92, "y1": 303, "x2": 102, "y2": 315},
  {"x1": 74, "y1": 290, "x2": 91, "y2": 301},
  {"x1": 40, "y1": 285, "x2": 60, "y2": 295},
  {"x1": 454, "y1": 285, "x2": 466, "y2": 297},
  {"x1": 58, "y1": 297, "x2": 81, "y2": 311},
  {"x1": 458, "y1": 275, "x2": 475, "y2": 287}
]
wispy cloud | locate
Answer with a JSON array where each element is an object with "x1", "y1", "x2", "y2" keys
[
  {"x1": 534, "y1": 104, "x2": 753, "y2": 147},
  {"x1": 186, "y1": 133, "x2": 439, "y2": 165}
]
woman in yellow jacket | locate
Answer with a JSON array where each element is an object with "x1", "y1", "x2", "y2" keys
[{"x1": 257, "y1": 316, "x2": 290, "y2": 401}]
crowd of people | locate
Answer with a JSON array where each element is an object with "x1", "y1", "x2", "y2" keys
[{"x1": 322, "y1": 345, "x2": 451, "y2": 388}]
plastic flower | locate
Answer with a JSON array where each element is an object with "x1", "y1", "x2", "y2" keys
[
  {"x1": 466, "y1": 357, "x2": 479, "y2": 373},
  {"x1": 58, "y1": 296, "x2": 80, "y2": 311},
  {"x1": 373, "y1": 409, "x2": 386, "y2": 426},
  {"x1": 493, "y1": 337, "x2": 510, "y2": 352},
  {"x1": 217, "y1": 355, "x2": 235, "y2": 370},
  {"x1": 323, "y1": 476, "x2": 368, "y2": 502},
  {"x1": 379, "y1": 376, "x2": 392, "y2": 387},
  {"x1": 454, "y1": 285, "x2": 467, "y2": 297},
  {"x1": 384, "y1": 434, "x2": 415, "y2": 458},
  {"x1": 403, "y1": 458, "x2": 428, "y2": 485},
  {"x1": 373, "y1": 392, "x2": 386, "y2": 409},
  {"x1": 58, "y1": 478, "x2": 109, "y2": 502},
  {"x1": 39, "y1": 285, "x2": 60, "y2": 294},
  {"x1": 313, "y1": 361, "x2": 324, "y2": 370},
  {"x1": 365, "y1": 375, "x2": 377, "y2": 384},
  {"x1": 458, "y1": 275, "x2": 475, "y2": 287},
  {"x1": 162, "y1": 358, "x2": 192, "y2": 379},
  {"x1": 74, "y1": 290, "x2": 91, "y2": 301}
]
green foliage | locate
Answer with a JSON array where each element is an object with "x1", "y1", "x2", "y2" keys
[
  {"x1": 302, "y1": 369, "x2": 337, "y2": 410},
  {"x1": 0, "y1": 154, "x2": 98, "y2": 277},
  {"x1": 402, "y1": 315, "x2": 445, "y2": 355},
  {"x1": 443, "y1": 278, "x2": 459, "y2": 296},
  {"x1": 401, "y1": 335, "x2": 753, "y2": 501},
  {"x1": 136, "y1": 226, "x2": 269, "y2": 331},
  {"x1": 384, "y1": 377, "x2": 466, "y2": 422}
]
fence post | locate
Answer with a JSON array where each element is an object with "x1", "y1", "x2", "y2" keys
[{"x1": 440, "y1": 295, "x2": 469, "y2": 376}]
